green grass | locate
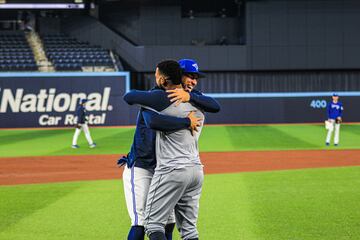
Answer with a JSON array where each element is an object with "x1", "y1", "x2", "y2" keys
[
  {"x1": 1, "y1": 124, "x2": 360, "y2": 157},
  {"x1": 1, "y1": 167, "x2": 360, "y2": 240}
]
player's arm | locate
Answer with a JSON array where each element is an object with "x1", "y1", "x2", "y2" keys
[
  {"x1": 339, "y1": 103, "x2": 344, "y2": 117},
  {"x1": 123, "y1": 90, "x2": 168, "y2": 112},
  {"x1": 189, "y1": 90, "x2": 220, "y2": 113},
  {"x1": 166, "y1": 89, "x2": 220, "y2": 113},
  {"x1": 337, "y1": 103, "x2": 344, "y2": 122},
  {"x1": 143, "y1": 109, "x2": 201, "y2": 134},
  {"x1": 327, "y1": 102, "x2": 331, "y2": 120},
  {"x1": 142, "y1": 109, "x2": 190, "y2": 131},
  {"x1": 75, "y1": 107, "x2": 83, "y2": 126}
]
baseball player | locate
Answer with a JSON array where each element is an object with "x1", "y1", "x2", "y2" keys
[
  {"x1": 71, "y1": 99, "x2": 96, "y2": 149},
  {"x1": 119, "y1": 59, "x2": 220, "y2": 240},
  {"x1": 325, "y1": 93, "x2": 343, "y2": 146},
  {"x1": 124, "y1": 60, "x2": 213, "y2": 240}
]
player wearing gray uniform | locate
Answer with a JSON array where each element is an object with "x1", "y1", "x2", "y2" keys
[
  {"x1": 121, "y1": 59, "x2": 220, "y2": 240},
  {"x1": 124, "y1": 60, "x2": 206, "y2": 240},
  {"x1": 147, "y1": 102, "x2": 204, "y2": 240}
]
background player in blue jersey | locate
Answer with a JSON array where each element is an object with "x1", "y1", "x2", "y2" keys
[
  {"x1": 119, "y1": 59, "x2": 220, "y2": 240},
  {"x1": 326, "y1": 93, "x2": 343, "y2": 146},
  {"x1": 72, "y1": 99, "x2": 96, "y2": 149}
]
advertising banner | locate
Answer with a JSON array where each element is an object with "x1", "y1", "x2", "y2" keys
[{"x1": 0, "y1": 72, "x2": 132, "y2": 128}]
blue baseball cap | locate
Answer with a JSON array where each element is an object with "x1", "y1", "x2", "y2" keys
[
  {"x1": 80, "y1": 99, "x2": 88, "y2": 104},
  {"x1": 178, "y1": 59, "x2": 205, "y2": 78},
  {"x1": 332, "y1": 93, "x2": 339, "y2": 97}
]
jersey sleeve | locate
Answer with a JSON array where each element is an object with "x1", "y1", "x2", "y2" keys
[
  {"x1": 123, "y1": 90, "x2": 170, "y2": 112},
  {"x1": 76, "y1": 106, "x2": 85, "y2": 123},
  {"x1": 142, "y1": 109, "x2": 191, "y2": 131},
  {"x1": 339, "y1": 103, "x2": 344, "y2": 117},
  {"x1": 189, "y1": 90, "x2": 221, "y2": 113},
  {"x1": 327, "y1": 102, "x2": 331, "y2": 118}
]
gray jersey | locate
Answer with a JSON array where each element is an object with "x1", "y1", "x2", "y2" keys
[
  {"x1": 145, "y1": 102, "x2": 205, "y2": 239},
  {"x1": 155, "y1": 102, "x2": 204, "y2": 173}
]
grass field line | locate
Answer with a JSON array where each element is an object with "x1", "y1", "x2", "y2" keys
[
  {"x1": 2, "y1": 122, "x2": 360, "y2": 131},
  {"x1": 2, "y1": 167, "x2": 360, "y2": 239}
]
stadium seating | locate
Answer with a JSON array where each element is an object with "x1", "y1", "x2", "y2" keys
[
  {"x1": 0, "y1": 33, "x2": 38, "y2": 72},
  {"x1": 42, "y1": 34, "x2": 115, "y2": 71}
]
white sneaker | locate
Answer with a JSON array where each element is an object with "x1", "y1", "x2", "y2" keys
[{"x1": 89, "y1": 143, "x2": 96, "y2": 148}]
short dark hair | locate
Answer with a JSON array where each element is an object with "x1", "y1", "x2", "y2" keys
[{"x1": 156, "y1": 60, "x2": 182, "y2": 85}]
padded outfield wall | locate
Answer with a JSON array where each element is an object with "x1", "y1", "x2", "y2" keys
[
  {"x1": 0, "y1": 72, "x2": 134, "y2": 128},
  {"x1": 1, "y1": 72, "x2": 360, "y2": 128}
]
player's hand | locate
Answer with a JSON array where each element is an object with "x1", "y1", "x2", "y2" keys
[
  {"x1": 167, "y1": 89, "x2": 190, "y2": 106},
  {"x1": 187, "y1": 111, "x2": 202, "y2": 136},
  {"x1": 336, "y1": 117, "x2": 342, "y2": 124}
]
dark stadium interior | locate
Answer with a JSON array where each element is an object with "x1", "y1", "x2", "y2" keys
[{"x1": 1, "y1": 0, "x2": 360, "y2": 106}]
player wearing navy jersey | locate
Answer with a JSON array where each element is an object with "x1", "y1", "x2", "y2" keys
[
  {"x1": 326, "y1": 93, "x2": 343, "y2": 146},
  {"x1": 119, "y1": 59, "x2": 220, "y2": 240},
  {"x1": 72, "y1": 99, "x2": 96, "y2": 149}
]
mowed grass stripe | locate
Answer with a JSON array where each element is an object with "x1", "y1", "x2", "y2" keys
[
  {"x1": 1, "y1": 124, "x2": 360, "y2": 157},
  {"x1": 1, "y1": 167, "x2": 360, "y2": 239},
  {"x1": 0, "y1": 184, "x2": 80, "y2": 232},
  {"x1": 273, "y1": 124, "x2": 360, "y2": 149},
  {"x1": 0, "y1": 128, "x2": 134, "y2": 157}
]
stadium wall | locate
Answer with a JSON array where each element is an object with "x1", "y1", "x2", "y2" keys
[
  {"x1": 246, "y1": 0, "x2": 360, "y2": 70},
  {"x1": 0, "y1": 72, "x2": 136, "y2": 128},
  {"x1": 101, "y1": 6, "x2": 241, "y2": 46},
  {"x1": 140, "y1": 70, "x2": 360, "y2": 93},
  {"x1": 1, "y1": 72, "x2": 360, "y2": 128},
  {"x1": 63, "y1": 0, "x2": 360, "y2": 72}
]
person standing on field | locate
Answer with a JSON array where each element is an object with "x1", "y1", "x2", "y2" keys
[
  {"x1": 325, "y1": 93, "x2": 343, "y2": 146},
  {"x1": 72, "y1": 99, "x2": 96, "y2": 149}
]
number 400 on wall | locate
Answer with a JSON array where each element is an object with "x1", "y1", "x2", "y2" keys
[{"x1": 310, "y1": 99, "x2": 327, "y2": 109}]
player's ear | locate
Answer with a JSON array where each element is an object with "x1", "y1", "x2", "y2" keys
[{"x1": 160, "y1": 77, "x2": 168, "y2": 87}]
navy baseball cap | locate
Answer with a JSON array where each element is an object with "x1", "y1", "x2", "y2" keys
[
  {"x1": 332, "y1": 93, "x2": 339, "y2": 97},
  {"x1": 178, "y1": 59, "x2": 205, "y2": 78},
  {"x1": 80, "y1": 99, "x2": 88, "y2": 104}
]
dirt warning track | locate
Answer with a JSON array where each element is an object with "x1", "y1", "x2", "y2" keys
[{"x1": 1, "y1": 150, "x2": 360, "y2": 185}]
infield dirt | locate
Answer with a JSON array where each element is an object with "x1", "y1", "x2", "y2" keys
[{"x1": 1, "y1": 150, "x2": 360, "y2": 185}]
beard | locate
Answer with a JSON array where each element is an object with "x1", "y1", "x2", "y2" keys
[{"x1": 184, "y1": 83, "x2": 194, "y2": 92}]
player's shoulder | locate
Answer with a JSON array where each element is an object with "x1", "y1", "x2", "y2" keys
[
  {"x1": 191, "y1": 89, "x2": 203, "y2": 95},
  {"x1": 144, "y1": 89, "x2": 172, "y2": 111},
  {"x1": 149, "y1": 89, "x2": 169, "y2": 101},
  {"x1": 150, "y1": 85, "x2": 162, "y2": 91},
  {"x1": 149, "y1": 89, "x2": 166, "y2": 95}
]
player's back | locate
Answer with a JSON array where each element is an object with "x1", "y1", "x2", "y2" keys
[{"x1": 155, "y1": 102, "x2": 204, "y2": 173}]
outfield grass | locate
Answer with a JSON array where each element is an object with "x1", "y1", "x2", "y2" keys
[
  {"x1": 1, "y1": 167, "x2": 360, "y2": 240},
  {"x1": 0, "y1": 124, "x2": 360, "y2": 157}
]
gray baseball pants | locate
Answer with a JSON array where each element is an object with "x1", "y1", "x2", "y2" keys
[{"x1": 144, "y1": 165, "x2": 204, "y2": 240}]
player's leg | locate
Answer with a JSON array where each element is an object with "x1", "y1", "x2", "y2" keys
[
  {"x1": 72, "y1": 124, "x2": 82, "y2": 147},
  {"x1": 123, "y1": 166, "x2": 154, "y2": 240},
  {"x1": 334, "y1": 123, "x2": 340, "y2": 146},
  {"x1": 164, "y1": 210, "x2": 176, "y2": 240},
  {"x1": 165, "y1": 212, "x2": 176, "y2": 240},
  {"x1": 325, "y1": 120, "x2": 334, "y2": 145},
  {"x1": 174, "y1": 166, "x2": 204, "y2": 240},
  {"x1": 144, "y1": 169, "x2": 188, "y2": 239},
  {"x1": 82, "y1": 123, "x2": 95, "y2": 147},
  {"x1": 148, "y1": 223, "x2": 174, "y2": 240}
]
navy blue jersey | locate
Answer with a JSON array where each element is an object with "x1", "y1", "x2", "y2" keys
[
  {"x1": 76, "y1": 105, "x2": 87, "y2": 124},
  {"x1": 123, "y1": 88, "x2": 220, "y2": 170},
  {"x1": 327, "y1": 101, "x2": 343, "y2": 119}
]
